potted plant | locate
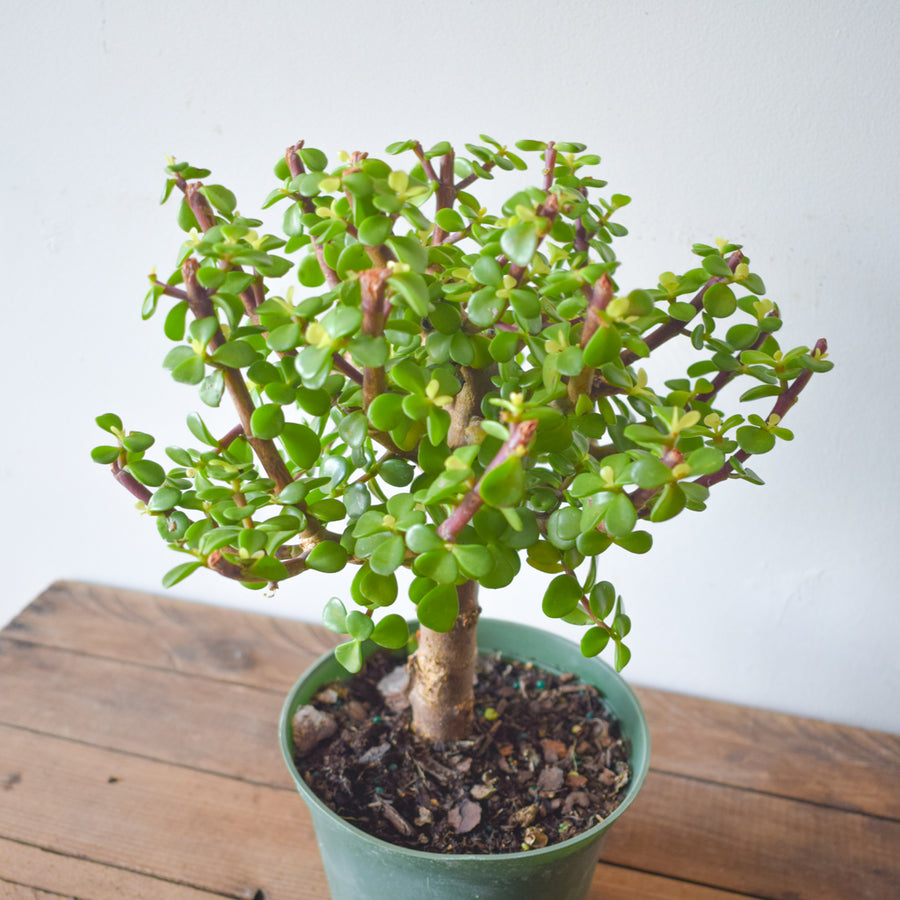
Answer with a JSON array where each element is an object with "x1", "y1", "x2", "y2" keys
[{"x1": 92, "y1": 136, "x2": 830, "y2": 899}]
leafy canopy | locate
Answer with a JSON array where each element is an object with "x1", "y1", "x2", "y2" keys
[{"x1": 94, "y1": 137, "x2": 831, "y2": 672}]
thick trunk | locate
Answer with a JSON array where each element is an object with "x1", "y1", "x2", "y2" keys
[{"x1": 408, "y1": 581, "x2": 480, "y2": 742}]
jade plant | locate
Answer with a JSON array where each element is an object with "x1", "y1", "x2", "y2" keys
[{"x1": 93, "y1": 137, "x2": 830, "y2": 743}]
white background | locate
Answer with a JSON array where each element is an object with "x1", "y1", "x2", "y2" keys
[{"x1": 3, "y1": 0, "x2": 898, "y2": 733}]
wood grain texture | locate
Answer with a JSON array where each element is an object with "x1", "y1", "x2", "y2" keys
[
  {"x1": 639, "y1": 687, "x2": 900, "y2": 819},
  {"x1": 603, "y1": 771, "x2": 899, "y2": 900},
  {"x1": 2, "y1": 581, "x2": 898, "y2": 900},
  {"x1": 0, "y1": 725, "x2": 323, "y2": 900},
  {"x1": 0, "y1": 638, "x2": 291, "y2": 787},
  {"x1": 0, "y1": 883, "x2": 62, "y2": 900},
  {"x1": 0, "y1": 838, "x2": 226, "y2": 899},
  {"x1": 8, "y1": 582, "x2": 898, "y2": 816},
  {"x1": 4, "y1": 581, "x2": 338, "y2": 690},
  {"x1": 591, "y1": 864, "x2": 758, "y2": 899}
]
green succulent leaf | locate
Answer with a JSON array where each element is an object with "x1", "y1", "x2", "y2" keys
[
  {"x1": 306, "y1": 541, "x2": 349, "y2": 573},
  {"x1": 369, "y1": 534, "x2": 406, "y2": 576},
  {"x1": 389, "y1": 272, "x2": 430, "y2": 316},
  {"x1": 95, "y1": 413, "x2": 123, "y2": 434},
  {"x1": 346, "y1": 609, "x2": 375, "y2": 642},
  {"x1": 581, "y1": 627, "x2": 610, "y2": 658},
  {"x1": 91, "y1": 445, "x2": 120, "y2": 464},
  {"x1": 211, "y1": 341, "x2": 258, "y2": 369},
  {"x1": 736, "y1": 426, "x2": 777, "y2": 454},
  {"x1": 479, "y1": 456, "x2": 525, "y2": 507},
  {"x1": 322, "y1": 597, "x2": 348, "y2": 633},
  {"x1": 335, "y1": 639, "x2": 364, "y2": 673},
  {"x1": 127, "y1": 460, "x2": 166, "y2": 487},
  {"x1": 614, "y1": 641, "x2": 632, "y2": 671},
  {"x1": 281, "y1": 423, "x2": 321, "y2": 471},
  {"x1": 501, "y1": 221, "x2": 539, "y2": 267},
  {"x1": 250, "y1": 404, "x2": 285, "y2": 440},
  {"x1": 371, "y1": 614, "x2": 409, "y2": 649},
  {"x1": 416, "y1": 583, "x2": 459, "y2": 633},
  {"x1": 162, "y1": 560, "x2": 203, "y2": 588},
  {"x1": 542, "y1": 574, "x2": 583, "y2": 618}
]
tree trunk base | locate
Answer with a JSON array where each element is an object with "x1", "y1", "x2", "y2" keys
[{"x1": 409, "y1": 582, "x2": 479, "y2": 742}]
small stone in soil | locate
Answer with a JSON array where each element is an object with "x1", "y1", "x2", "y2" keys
[{"x1": 291, "y1": 706, "x2": 337, "y2": 756}]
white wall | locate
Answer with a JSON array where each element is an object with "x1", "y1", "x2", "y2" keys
[{"x1": 3, "y1": 0, "x2": 898, "y2": 733}]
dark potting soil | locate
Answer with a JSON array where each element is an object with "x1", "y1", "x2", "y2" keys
[{"x1": 295, "y1": 651, "x2": 631, "y2": 854}]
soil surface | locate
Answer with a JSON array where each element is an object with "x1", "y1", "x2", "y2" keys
[{"x1": 295, "y1": 651, "x2": 631, "y2": 854}]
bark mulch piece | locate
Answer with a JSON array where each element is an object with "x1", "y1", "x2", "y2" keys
[{"x1": 296, "y1": 651, "x2": 631, "y2": 854}]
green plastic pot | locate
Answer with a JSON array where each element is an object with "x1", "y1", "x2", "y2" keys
[{"x1": 279, "y1": 618, "x2": 650, "y2": 900}]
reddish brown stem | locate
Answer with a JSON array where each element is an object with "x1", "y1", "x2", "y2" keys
[
  {"x1": 208, "y1": 549, "x2": 309, "y2": 582},
  {"x1": 437, "y1": 419, "x2": 538, "y2": 542},
  {"x1": 432, "y1": 151, "x2": 457, "y2": 244},
  {"x1": 182, "y1": 259, "x2": 294, "y2": 494},
  {"x1": 184, "y1": 183, "x2": 216, "y2": 232},
  {"x1": 110, "y1": 460, "x2": 152, "y2": 504},
  {"x1": 360, "y1": 268, "x2": 391, "y2": 409},
  {"x1": 217, "y1": 424, "x2": 244, "y2": 450},
  {"x1": 621, "y1": 251, "x2": 744, "y2": 366},
  {"x1": 695, "y1": 339, "x2": 828, "y2": 490},
  {"x1": 694, "y1": 311, "x2": 778, "y2": 406},
  {"x1": 149, "y1": 276, "x2": 189, "y2": 302},
  {"x1": 455, "y1": 158, "x2": 497, "y2": 192},
  {"x1": 285, "y1": 142, "x2": 339, "y2": 288},
  {"x1": 581, "y1": 274, "x2": 614, "y2": 349},
  {"x1": 542, "y1": 142, "x2": 557, "y2": 192},
  {"x1": 570, "y1": 274, "x2": 614, "y2": 406},
  {"x1": 412, "y1": 142, "x2": 440, "y2": 184},
  {"x1": 332, "y1": 354, "x2": 364, "y2": 385}
]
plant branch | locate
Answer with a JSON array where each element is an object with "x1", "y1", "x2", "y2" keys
[
  {"x1": 183, "y1": 183, "x2": 216, "y2": 232},
  {"x1": 431, "y1": 151, "x2": 457, "y2": 244},
  {"x1": 332, "y1": 353, "x2": 364, "y2": 385},
  {"x1": 217, "y1": 424, "x2": 244, "y2": 450},
  {"x1": 437, "y1": 419, "x2": 538, "y2": 542},
  {"x1": 149, "y1": 275, "x2": 189, "y2": 301},
  {"x1": 360, "y1": 268, "x2": 391, "y2": 410},
  {"x1": 694, "y1": 313, "x2": 777, "y2": 406},
  {"x1": 182, "y1": 258, "x2": 295, "y2": 495},
  {"x1": 285, "y1": 142, "x2": 339, "y2": 288},
  {"x1": 412, "y1": 142, "x2": 440, "y2": 184},
  {"x1": 620, "y1": 251, "x2": 744, "y2": 366},
  {"x1": 456, "y1": 159, "x2": 497, "y2": 192},
  {"x1": 110, "y1": 460, "x2": 152, "y2": 504},
  {"x1": 694, "y1": 338, "x2": 828, "y2": 490},
  {"x1": 208, "y1": 548, "x2": 310, "y2": 583},
  {"x1": 569, "y1": 274, "x2": 613, "y2": 406},
  {"x1": 542, "y1": 142, "x2": 557, "y2": 192}
]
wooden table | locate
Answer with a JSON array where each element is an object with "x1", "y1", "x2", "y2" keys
[{"x1": 1, "y1": 581, "x2": 897, "y2": 899}]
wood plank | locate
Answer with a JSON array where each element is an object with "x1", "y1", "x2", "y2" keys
[
  {"x1": 637, "y1": 686, "x2": 900, "y2": 819},
  {"x1": 603, "y1": 771, "x2": 900, "y2": 900},
  {"x1": 3, "y1": 718, "x2": 898, "y2": 900},
  {"x1": 0, "y1": 638, "x2": 291, "y2": 788},
  {"x1": 0, "y1": 883, "x2": 61, "y2": 900},
  {"x1": 9, "y1": 582, "x2": 899, "y2": 820},
  {"x1": 4, "y1": 581, "x2": 336, "y2": 691},
  {"x1": 591, "y1": 864, "x2": 758, "y2": 899},
  {"x1": 0, "y1": 838, "x2": 226, "y2": 899},
  {"x1": 0, "y1": 724, "x2": 697, "y2": 900},
  {"x1": 0, "y1": 724, "x2": 323, "y2": 900}
]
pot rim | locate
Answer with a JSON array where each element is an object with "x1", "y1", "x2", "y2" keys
[{"x1": 279, "y1": 617, "x2": 650, "y2": 863}]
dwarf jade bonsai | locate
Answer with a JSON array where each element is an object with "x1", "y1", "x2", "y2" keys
[{"x1": 93, "y1": 137, "x2": 830, "y2": 743}]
